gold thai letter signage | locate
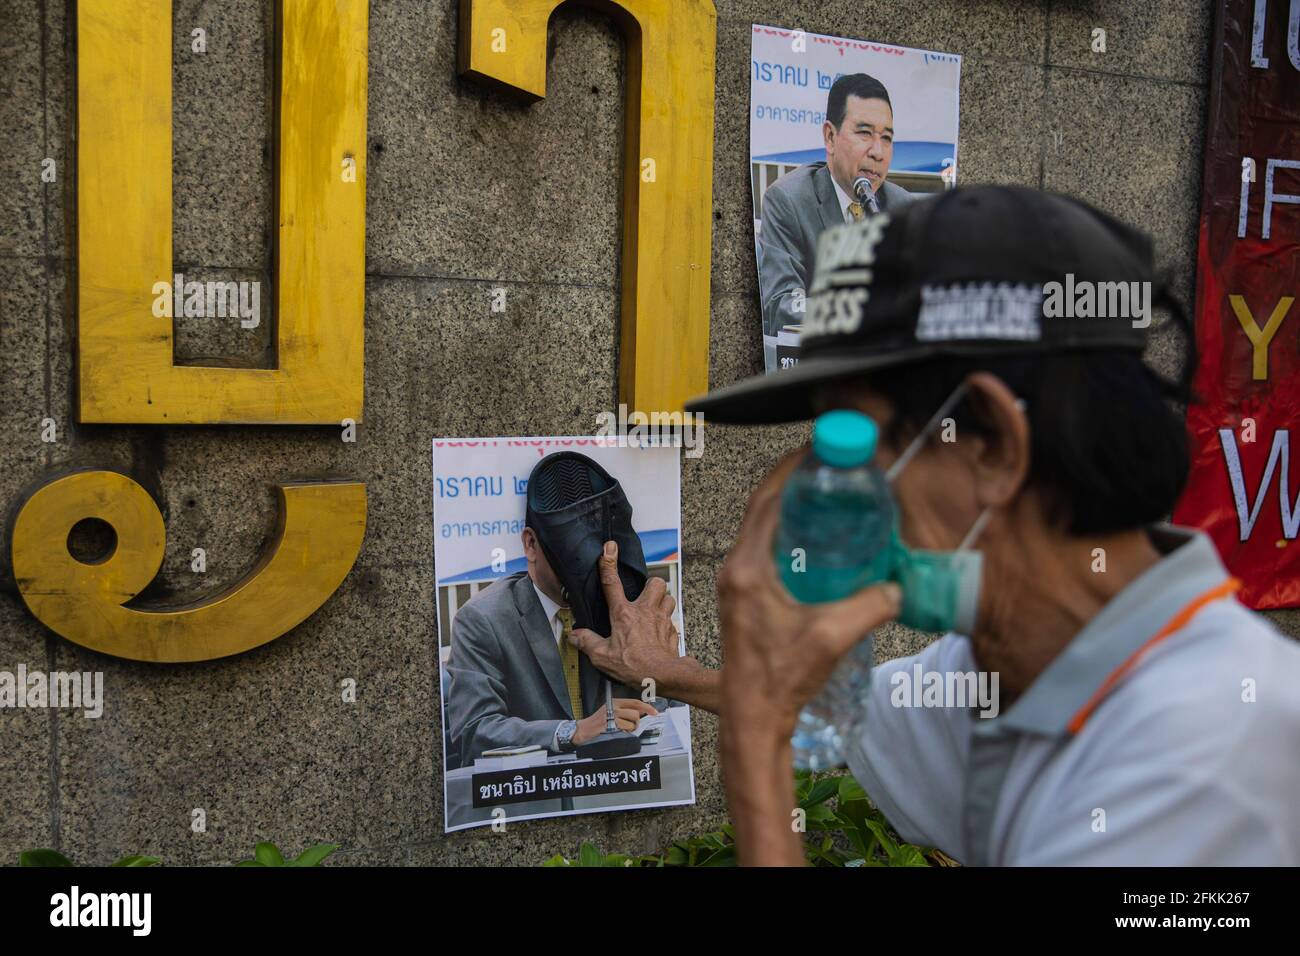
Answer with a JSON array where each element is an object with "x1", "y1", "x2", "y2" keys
[
  {"x1": 77, "y1": 0, "x2": 366, "y2": 424},
  {"x1": 459, "y1": 0, "x2": 716, "y2": 415}
]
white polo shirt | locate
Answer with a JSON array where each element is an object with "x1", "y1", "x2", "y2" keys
[{"x1": 846, "y1": 525, "x2": 1300, "y2": 865}]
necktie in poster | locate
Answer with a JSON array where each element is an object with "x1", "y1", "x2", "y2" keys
[{"x1": 1175, "y1": 0, "x2": 1300, "y2": 607}]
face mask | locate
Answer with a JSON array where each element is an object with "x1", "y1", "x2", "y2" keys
[{"x1": 880, "y1": 381, "x2": 992, "y2": 635}]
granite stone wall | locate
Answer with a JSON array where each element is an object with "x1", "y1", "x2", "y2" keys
[{"x1": 2, "y1": 0, "x2": 1250, "y2": 866}]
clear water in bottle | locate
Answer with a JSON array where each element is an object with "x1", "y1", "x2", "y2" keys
[{"x1": 774, "y1": 409, "x2": 895, "y2": 770}]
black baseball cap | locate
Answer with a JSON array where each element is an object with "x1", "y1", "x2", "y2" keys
[{"x1": 688, "y1": 185, "x2": 1189, "y2": 425}]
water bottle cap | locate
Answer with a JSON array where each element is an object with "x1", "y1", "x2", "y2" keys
[{"x1": 812, "y1": 410, "x2": 878, "y2": 468}]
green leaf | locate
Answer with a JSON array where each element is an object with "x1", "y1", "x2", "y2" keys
[
  {"x1": 793, "y1": 771, "x2": 813, "y2": 801},
  {"x1": 541, "y1": 854, "x2": 572, "y2": 867},
  {"x1": 688, "y1": 847, "x2": 717, "y2": 866},
  {"x1": 803, "y1": 777, "x2": 841, "y2": 808},
  {"x1": 832, "y1": 797, "x2": 876, "y2": 855},
  {"x1": 834, "y1": 815, "x2": 875, "y2": 860},
  {"x1": 254, "y1": 842, "x2": 284, "y2": 867},
  {"x1": 697, "y1": 846, "x2": 738, "y2": 866},
  {"x1": 804, "y1": 842, "x2": 849, "y2": 867},
  {"x1": 837, "y1": 775, "x2": 869, "y2": 803},
  {"x1": 663, "y1": 845, "x2": 688, "y2": 866},
  {"x1": 862, "y1": 819, "x2": 899, "y2": 857},
  {"x1": 289, "y1": 843, "x2": 339, "y2": 867},
  {"x1": 832, "y1": 802, "x2": 879, "y2": 858},
  {"x1": 835, "y1": 792, "x2": 871, "y2": 824},
  {"x1": 111, "y1": 855, "x2": 160, "y2": 867},
  {"x1": 890, "y1": 845, "x2": 930, "y2": 867},
  {"x1": 804, "y1": 804, "x2": 840, "y2": 830},
  {"x1": 578, "y1": 843, "x2": 602, "y2": 868},
  {"x1": 20, "y1": 849, "x2": 73, "y2": 867}
]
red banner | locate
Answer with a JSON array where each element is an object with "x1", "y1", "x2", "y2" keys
[{"x1": 1175, "y1": 0, "x2": 1300, "y2": 607}]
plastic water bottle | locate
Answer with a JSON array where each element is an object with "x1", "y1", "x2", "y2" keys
[{"x1": 774, "y1": 409, "x2": 895, "y2": 770}]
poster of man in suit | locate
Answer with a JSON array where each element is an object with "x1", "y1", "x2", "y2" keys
[
  {"x1": 432, "y1": 437, "x2": 694, "y2": 832},
  {"x1": 750, "y1": 25, "x2": 962, "y2": 371}
]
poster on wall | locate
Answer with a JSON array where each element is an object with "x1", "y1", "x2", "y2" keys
[
  {"x1": 1173, "y1": 0, "x2": 1300, "y2": 608},
  {"x1": 432, "y1": 437, "x2": 695, "y2": 832},
  {"x1": 750, "y1": 24, "x2": 962, "y2": 371}
]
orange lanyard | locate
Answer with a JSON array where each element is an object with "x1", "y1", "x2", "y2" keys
[{"x1": 1065, "y1": 578, "x2": 1242, "y2": 736}]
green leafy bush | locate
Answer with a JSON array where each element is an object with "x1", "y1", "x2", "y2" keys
[
  {"x1": 543, "y1": 770, "x2": 953, "y2": 867},
  {"x1": 234, "y1": 842, "x2": 339, "y2": 867}
]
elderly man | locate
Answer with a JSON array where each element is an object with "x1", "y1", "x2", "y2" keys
[{"x1": 570, "y1": 186, "x2": 1300, "y2": 866}]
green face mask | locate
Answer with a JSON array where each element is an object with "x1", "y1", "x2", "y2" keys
[
  {"x1": 885, "y1": 514, "x2": 988, "y2": 634},
  {"x1": 881, "y1": 382, "x2": 992, "y2": 635}
]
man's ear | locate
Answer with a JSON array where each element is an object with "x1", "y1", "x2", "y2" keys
[
  {"x1": 521, "y1": 528, "x2": 536, "y2": 563},
  {"x1": 822, "y1": 120, "x2": 836, "y2": 151},
  {"x1": 963, "y1": 372, "x2": 1030, "y2": 509}
]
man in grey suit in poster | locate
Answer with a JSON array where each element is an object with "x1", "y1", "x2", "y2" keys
[
  {"x1": 758, "y1": 73, "x2": 915, "y2": 369},
  {"x1": 445, "y1": 526, "x2": 657, "y2": 765}
]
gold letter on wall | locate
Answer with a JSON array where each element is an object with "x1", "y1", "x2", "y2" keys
[
  {"x1": 459, "y1": 0, "x2": 716, "y2": 415},
  {"x1": 12, "y1": 472, "x2": 367, "y2": 663},
  {"x1": 77, "y1": 0, "x2": 366, "y2": 424}
]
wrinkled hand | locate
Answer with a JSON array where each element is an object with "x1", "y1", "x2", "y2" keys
[
  {"x1": 574, "y1": 698, "x2": 657, "y2": 745},
  {"x1": 718, "y1": 449, "x2": 902, "y2": 738},
  {"x1": 568, "y1": 541, "x2": 681, "y2": 690}
]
